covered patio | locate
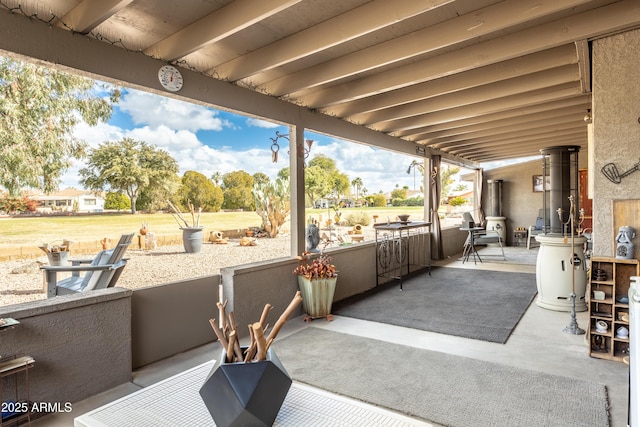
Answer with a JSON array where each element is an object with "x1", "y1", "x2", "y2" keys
[
  {"x1": 1, "y1": 1, "x2": 640, "y2": 426},
  {"x1": 20, "y1": 251, "x2": 628, "y2": 426}
]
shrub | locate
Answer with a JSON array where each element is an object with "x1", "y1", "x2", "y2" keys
[
  {"x1": 405, "y1": 197, "x2": 424, "y2": 206},
  {"x1": 345, "y1": 211, "x2": 371, "y2": 226},
  {"x1": 448, "y1": 196, "x2": 467, "y2": 207},
  {"x1": 0, "y1": 195, "x2": 38, "y2": 213},
  {"x1": 371, "y1": 194, "x2": 386, "y2": 207},
  {"x1": 104, "y1": 192, "x2": 131, "y2": 211}
]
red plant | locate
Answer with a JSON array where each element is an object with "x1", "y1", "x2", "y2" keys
[
  {"x1": 0, "y1": 195, "x2": 38, "y2": 213},
  {"x1": 292, "y1": 251, "x2": 337, "y2": 280}
]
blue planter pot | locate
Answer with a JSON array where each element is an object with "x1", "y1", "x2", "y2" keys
[{"x1": 181, "y1": 227, "x2": 204, "y2": 253}]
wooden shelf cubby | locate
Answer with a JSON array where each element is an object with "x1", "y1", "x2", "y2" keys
[{"x1": 588, "y1": 257, "x2": 638, "y2": 362}]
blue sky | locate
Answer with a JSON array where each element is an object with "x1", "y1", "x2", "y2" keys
[{"x1": 64, "y1": 86, "x2": 471, "y2": 195}]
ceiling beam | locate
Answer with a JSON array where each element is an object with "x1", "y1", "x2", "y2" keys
[
  {"x1": 459, "y1": 135, "x2": 586, "y2": 162},
  {"x1": 288, "y1": 0, "x2": 640, "y2": 107},
  {"x1": 375, "y1": 85, "x2": 584, "y2": 133},
  {"x1": 54, "y1": 0, "x2": 133, "y2": 34},
  {"x1": 575, "y1": 39, "x2": 592, "y2": 94},
  {"x1": 212, "y1": 0, "x2": 454, "y2": 81},
  {"x1": 431, "y1": 114, "x2": 587, "y2": 149},
  {"x1": 143, "y1": 0, "x2": 302, "y2": 62},
  {"x1": 325, "y1": 45, "x2": 578, "y2": 118},
  {"x1": 425, "y1": 112, "x2": 587, "y2": 147},
  {"x1": 260, "y1": 0, "x2": 591, "y2": 96},
  {"x1": 356, "y1": 65, "x2": 579, "y2": 125},
  {"x1": 398, "y1": 96, "x2": 591, "y2": 140},
  {"x1": 443, "y1": 125, "x2": 587, "y2": 155}
]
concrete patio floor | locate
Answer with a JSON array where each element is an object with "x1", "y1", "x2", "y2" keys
[{"x1": 33, "y1": 250, "x2": 630, "y2": 426}]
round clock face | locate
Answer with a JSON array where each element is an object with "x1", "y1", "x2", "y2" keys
[{"x1": 158, "y1": 65, "x2": 183, "y2": 92}]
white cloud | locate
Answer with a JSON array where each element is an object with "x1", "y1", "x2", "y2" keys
[
  {"x1": 59, "y1": 91, "x2": 436, "y2": 194},
  {"x1": 312, "y1": 139, "x2": 422, "y2": 193},
  {"x1": 246, "y1": 118, "x2": 280, "y2": 129},
  {"x1": 118, "y1": 91, "x2": 231, "y2": 132}
]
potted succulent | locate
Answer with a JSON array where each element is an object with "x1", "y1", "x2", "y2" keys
[{"x1": 292, "y1": 250, "x2": 338, "y2": 321}]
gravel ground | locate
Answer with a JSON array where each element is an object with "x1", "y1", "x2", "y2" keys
[
  {"x1": 0, "y1": 235, "x2": 293, "y2": 307},
  {"x1": 1, "y1": 228, "x2": 376, "y2": 307}
]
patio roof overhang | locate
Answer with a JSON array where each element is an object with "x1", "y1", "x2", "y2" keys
[{"x1": 1, "y1": 0, "x2": 638, "y2": 169}]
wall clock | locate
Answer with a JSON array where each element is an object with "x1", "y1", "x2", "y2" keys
[{"x1": 158, "y1": 65, "x2": 183, "y2": 92}]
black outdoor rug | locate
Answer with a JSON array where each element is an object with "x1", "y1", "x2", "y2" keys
[
  {"x1": 272, "y1": 328, "x2": 610, "y2": 427},
  {"x1": 332, "y1": 267, "x2": 537, "y2": 343}
]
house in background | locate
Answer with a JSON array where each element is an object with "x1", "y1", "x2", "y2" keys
[{"x1": 29, "y1": 188, "x2": 105, "y2": 213}]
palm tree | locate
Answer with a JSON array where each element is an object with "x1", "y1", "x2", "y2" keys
[
  {"x1": 211, "y1": 171, "x2": 222, "y2": 186},
  {"x1": 351, "y1": 177, "x2": 363, "y2": 202}
]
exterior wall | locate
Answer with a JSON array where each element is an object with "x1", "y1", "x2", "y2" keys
[
  {"x1": 0, "y1": 289, "x2": 131, "y2": 409},
  {"x1": 131, "y1": 276, "x2": 220, "y2": 369},
  {"x1": 592, "y1": 28, "x2": 640, "y2": 257},
  {"x1": 220, "y1": 238, "x2": 440, "y2": 339}
]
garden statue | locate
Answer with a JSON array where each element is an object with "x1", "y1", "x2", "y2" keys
[
  {"x1": 306, "y1": 224, "x2": 321, "y2": 252},
  {"x1": 616, "y1": 226, "x2": 635, "y2": 259}
]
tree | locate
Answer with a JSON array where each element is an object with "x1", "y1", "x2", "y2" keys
[
  {"x1": 210, "y1": 171, "x2": 222, "y2": 186},
  {"x1": 252, "y1": 172, "x2": 270, "y2": 186},
  {"x1": 222, "y1": 170, "x2": 255, "y2": 210},
  {"x1": 104, "y1": 192, "x2": 131, "y2": 211},
  {"x1": 79, "y1": 138, "x2": 179, "y2": 214},
  {"x1": 178, "y1": 171, "x2": 223, "y2": 212},
  {"x1": 391, "y1": 188, "x2": 408, "y2": 200},
  {"x1": 351, "y1": 177, "x2": 363, "y2": 201},
  {"x1": 304, "y1": 165, "x2": 332, "y2": 208},
  {"x1": 136, "y1": 173, "x2": 181, "y2": 213},
  {"x1": 440, "y1": 165, "x2": 461, "y2": 204},
  {"x1": 277, "y1": 167, "x2": 290, "y2": 181},
  {"x1": 306, "y1": 155, "x2": 348, "y2": 205},
  {"x1": 331, "y1": 171, "x2": 350, "y2": 203},
  {"x1": 0, "y1": 57, "x2": 119, "y2": 196}
]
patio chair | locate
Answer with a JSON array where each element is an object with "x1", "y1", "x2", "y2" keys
[
  {"x1": 527, "y1": 209, "x2": 550, "y2": 249},
  {"x1": 462, "y1": 212, "x2": 505, "y2": 260},
  {"x1": 41, "y1": 233, "x2": 134, "y2": 298}
]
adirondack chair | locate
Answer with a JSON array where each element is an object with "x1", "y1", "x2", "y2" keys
[{"x1": 41, "y1": 233, "x2": 134, "y2": 298}]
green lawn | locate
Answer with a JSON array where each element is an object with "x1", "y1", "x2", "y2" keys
[{"x1": 0, "y1": 206, "x2": 426, "y2": 247}]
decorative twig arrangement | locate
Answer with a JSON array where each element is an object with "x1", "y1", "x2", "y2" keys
[
  {"x1": 38, "y1": 239, "x2": 73, "y2": 254},
  {"x1": 208, "y1": 291, "x2": 303, "y2": 363},
  {"x1": 166, "y1": 200, "x2": 202, "y2": 228}
]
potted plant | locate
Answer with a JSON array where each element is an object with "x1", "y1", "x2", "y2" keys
[
  {"x1": 332, "y1": 205, "x2": 341, "y2": 225},
  {"x1": 292, "y1": 250, "x2": 338, "y2": 321},
  {"x1": 167, "y1": 200, "x2": 204, "y2": 253}
]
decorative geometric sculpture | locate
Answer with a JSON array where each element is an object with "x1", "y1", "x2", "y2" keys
[{"x1": 199, "y1": 347, "x2": 292, "y2": 427}]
